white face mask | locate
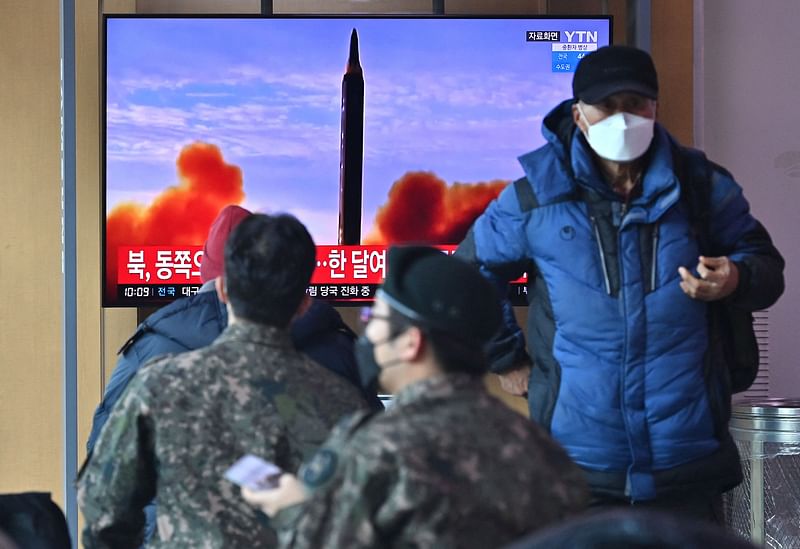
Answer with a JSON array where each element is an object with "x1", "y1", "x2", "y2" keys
[{"x1": 578, "y1": 104, "x2": 655, "y2": 162}]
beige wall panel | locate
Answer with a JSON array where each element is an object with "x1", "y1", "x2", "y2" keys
[
  {"x1": 136, "y1": 0, "x2": 260, "y2": 13},
  {"x1": 606, "y1": 0, "x2": 627, "y2": 46},
  {"x1": 546, "y1": 0, "x2": 604, "y2": 15},
  {"x1": 104, "y1": 0, "x2": 137, "y2": 13},
  {"x1": 274, "y1": 0, "x2": 432, "y2": 13},
  {"x1": 445, "y1": 0, "x2": 546, "y2": 14},
  {"x1": 76, "y1": 0, "x2": 104, "y2": 457},
  {"x1": 651, "y1": 0, "x2": 693, "y2": 144},
  {"x1": 0, "y1": 0, "x2": 64, "y2": 508},
  {"x1": 548, "y1": 0, "x2": 623, "y2": 44}
]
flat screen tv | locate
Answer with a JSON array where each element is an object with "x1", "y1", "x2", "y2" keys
[{"x1": 103, "y1": 14, "x2": 612, "y2": 307}]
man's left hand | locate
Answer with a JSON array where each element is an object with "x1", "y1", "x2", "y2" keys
[
  {"x1": 241, "y1": 473, "x2": 307, "y2": 517},
  {"x1": 678, "y1": 256, "x2": 739, "y2": 301}
]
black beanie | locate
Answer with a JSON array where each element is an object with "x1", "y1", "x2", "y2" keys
[{"x1": 378, "y1": 246, "x2": 502, "y2": 344}]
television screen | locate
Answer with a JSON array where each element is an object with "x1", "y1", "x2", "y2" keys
[{"x1": 103, "y1": 15, "x2": 612, "y2": 307}]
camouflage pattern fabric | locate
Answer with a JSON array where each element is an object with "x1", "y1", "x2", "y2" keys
[
  {"x1": 78, "y1": 319, "x2": 369, "y2": 549},
  {"x1": 273, "y1": 373, "x2": 589, "y2": 548}
]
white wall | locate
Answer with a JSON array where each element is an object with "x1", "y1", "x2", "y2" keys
[{"x1": 696, "y1": 0, "x2": 800, "y2": 398}]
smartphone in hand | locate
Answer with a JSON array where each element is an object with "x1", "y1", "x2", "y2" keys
[{"x1": 224, "y1": 454, "x2": 283, "y2": 491}]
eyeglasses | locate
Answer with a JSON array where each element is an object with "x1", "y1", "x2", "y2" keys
[{"x1": 359, "y1": 307, "x2": 390, "y2": 326}]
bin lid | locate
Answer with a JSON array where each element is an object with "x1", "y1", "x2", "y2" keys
[
  {"x1": 730, "y1": 398, "x2": 800, "y2": 438},
  {"x1": 733, "y1": 398, "x2": 800, "y2": 417}
]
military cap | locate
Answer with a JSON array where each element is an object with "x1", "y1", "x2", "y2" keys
[{"x1": 378, "y1": 246, "x2": 501, "y2": 343}]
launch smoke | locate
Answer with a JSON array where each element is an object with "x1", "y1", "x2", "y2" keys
[
  {"x1": 364, "y1": 171, "x2": 508, "y2": 245},
  {"x1": 105, "y1": 142, "x2": 245, "y2": 301}
]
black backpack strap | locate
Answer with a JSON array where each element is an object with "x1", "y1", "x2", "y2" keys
[
  {"x1": 514, "y1": 175, "x2": 582, "y2": 211},
  {"x1": 513, "y1": 176, "x2": 539, "y2": 212},
  {"x1": 672, "y1": 143, "x2": 713, "y2": 255},
  {"x1": 673, "y1": 142, "x2": 760, "y2": 394}
]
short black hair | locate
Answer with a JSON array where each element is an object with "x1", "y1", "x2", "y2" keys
[
  {"x1": 386, "y1": 307, "x2": 489, "y2": 377},
  {"x1": 223, "y1": 213, "x2": 315, "y2": 328}
]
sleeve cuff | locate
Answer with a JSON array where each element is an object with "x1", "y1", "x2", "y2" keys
[{"x1": 726, "y1": 260, "x2": 751, "y2": 305}]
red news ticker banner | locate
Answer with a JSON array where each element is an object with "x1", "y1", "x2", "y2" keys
[
  {"x1": 117, "y1": 245, "x2": 527, "y2": 285},
  {"x1": 118, "y1": 246, "x2": 204, "y2": 284}
]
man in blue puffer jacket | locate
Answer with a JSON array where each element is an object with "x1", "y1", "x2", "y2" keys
[
  {"x1": 87, "y1": 205, "x2": 381, "y2": 544},
  {"x1": 458, "y1": 46, "x2": 784, "y2": 521}
]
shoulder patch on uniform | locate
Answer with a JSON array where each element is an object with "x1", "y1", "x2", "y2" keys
[
  {"x1": 299, "y1": 410, "x2": 378, "y2": 490},
  {"x1": 300, "y1": 449, "x2": 338, "y2": 488}
]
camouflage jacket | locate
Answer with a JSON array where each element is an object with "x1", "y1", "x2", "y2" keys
[
  {"x1": 273, "y1": 373, "x2": 589, "y2": 548},
  {"x1": 78, "y1": 319, "x2": 368, "y2": 549}
]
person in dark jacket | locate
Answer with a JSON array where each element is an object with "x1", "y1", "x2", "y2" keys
[
  {"x1": 457, "y1": 46, "x2": 785, "y2": 521},
  {"x1": 86, "y1": 205, "x2": 380, "y2": 544}
]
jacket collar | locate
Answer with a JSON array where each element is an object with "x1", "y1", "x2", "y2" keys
[
  {"x1": 391, "y1": 372, "x2": 483, "y2": 409},
  {"x1": 520, "y1": 99, "x2": 681, "y2": 224},
  {"x1": 215, "y1": 318, "x2": 294, "y2": 350}
]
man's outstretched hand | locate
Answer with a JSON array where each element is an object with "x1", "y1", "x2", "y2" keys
[{"x1": 678, "y1": 256, "x2": 739, "y2": 301}]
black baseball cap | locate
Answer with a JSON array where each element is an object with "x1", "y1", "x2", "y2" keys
[{"x1": 572, "y1": 45, "x2": 659, "y2": 104}]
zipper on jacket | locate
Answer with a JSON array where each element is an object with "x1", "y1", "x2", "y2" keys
[
  {"x1": 591, "y1": 215, "x2": 613, "y2": 295},
  {"x1": 650, "y1": 222, "x2": 660, "y2": 292}
]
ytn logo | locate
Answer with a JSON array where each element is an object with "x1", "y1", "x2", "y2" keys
[{"x1": 563, "y1": 30, "x2": 598, "y2": 43}]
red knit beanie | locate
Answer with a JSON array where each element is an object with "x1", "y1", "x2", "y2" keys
[{"x1": 200, "y1": 204, "x2": 252, "y2": 283}]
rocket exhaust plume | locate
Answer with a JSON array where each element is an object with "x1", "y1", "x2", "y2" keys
[
  {"x1": 338, "y1": 28, "x2": 365, "y2": 245},
  {"x1": 105, "y1": 142, "x2": 245, "y2": 301},
  {"x1": 364, "y1": 171, "x2": 508, "y2": 245}
]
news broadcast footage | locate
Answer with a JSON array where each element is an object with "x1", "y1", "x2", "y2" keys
[{"x1": 104, "y1": 16, "x2": 611, "y2": 306}]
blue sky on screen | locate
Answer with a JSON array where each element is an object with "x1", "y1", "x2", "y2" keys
[{"x1": 106, "y1": 17, "x2": 610, "y2": 244}]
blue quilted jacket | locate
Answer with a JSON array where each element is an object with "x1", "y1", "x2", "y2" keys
[{"x1": 460, "y1": 100, "x2": 784, "y2": 501}]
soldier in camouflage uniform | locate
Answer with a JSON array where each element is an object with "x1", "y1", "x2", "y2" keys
[
  {"x1": 244, "y1": 246, "x2": 589, "y2": 548},
  {"x1": 77, "y1": 214, "x2": 369, "y2": 548}
]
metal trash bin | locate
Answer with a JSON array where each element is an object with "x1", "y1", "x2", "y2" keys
[{"x1": 725, "y1": 399, "x2": 800, "y2": 547}]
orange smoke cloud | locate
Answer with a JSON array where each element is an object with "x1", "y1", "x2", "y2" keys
[
  {"x1": 106, "y1": 142, "x2": 245, "y2": 302},
  {"x1": 364, "y1": 171, "x2": 508, "y2": 245}
]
